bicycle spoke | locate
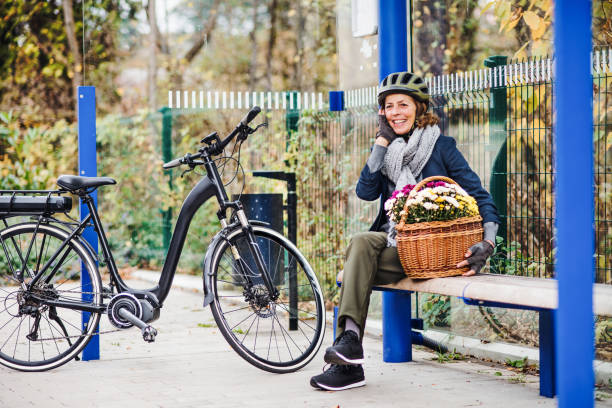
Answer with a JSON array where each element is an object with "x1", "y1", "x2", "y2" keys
[
  {"x1": 216, "y1": 279, "x2": 242, "y2": 286},
  {"x1": 275, "y1": 303, "x2": 318, "y2": 335},
  {"x1": 253, "y1": 314, "x2": 260, "y2": 354},
  {"x1": 275, "y1": 302, "x2": 314, "y2": 343},
  {"x1": 228, "y1": 310, "x2": 258, "y2": 332},
  {"x1": 275, "y1": 301, "x2": 319, "y2": 321},
  {"x1": 277, "y1": 283, "x2": 314, "y2": 292},
  {"x1": 267, "y1": 312, "x2": 275, "y2": 361},
  {"x1": 12, "y1": 314, "x2": 23, "y2": 359},
  {"x1": 272, "y1": 313, "x2": 295, "y2": 360},
  {"x1": 42, "y1": 314, "x2": 62, "y2": 355},
  {"x1": 240, "y1": 313, "x2": 258, "y2": 345},
  {"x1": 0, "y1": 315, "x2": 24, "y2": 354},
  {"x1": 0, "y1": 298, "x2": 18, "y2": 316},
  {"x1": 218, "y1": 305, "x2": 252, "y2": 315}
]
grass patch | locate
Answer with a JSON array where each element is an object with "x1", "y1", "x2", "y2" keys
[
  {"x1": 432, "y1": 348, "x2": 466, "y2": 363},
  {"x1": 508, "y1": 374, "x2": 527, "y2": 383}
]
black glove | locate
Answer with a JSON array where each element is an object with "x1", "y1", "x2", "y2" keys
[
  {"x1": 377, "y1": 115, "x2": 397, "y2": 144},
  {"x1": 465, "y1": 240, "x2": 495, "y2": 274}
]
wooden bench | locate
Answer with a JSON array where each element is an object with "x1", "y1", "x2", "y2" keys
[{"x1": 335, "y1": 272, "x2": 612, "y2": 398}]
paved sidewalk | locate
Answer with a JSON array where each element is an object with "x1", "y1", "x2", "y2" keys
[{"x1": 0, "y1": 274, "x2": 601, "y2": 408}]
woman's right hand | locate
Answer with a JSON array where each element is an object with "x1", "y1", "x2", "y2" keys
[{"x1": 376, "y1": 113, "x2": 396, "y2": 146}]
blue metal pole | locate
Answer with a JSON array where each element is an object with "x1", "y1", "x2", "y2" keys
[
  {"x1": 554, "y1": 1, "x2": 594, "y2": 406},
  {"x1": 78, "y1": 86, "x2": 100, "y2": 361},
  {"x1": 378, "y1": 0, "x2": 412, "y2": 363},
  {"x1": 378, "y1": 0, "x2": 408, "y2": 82}
]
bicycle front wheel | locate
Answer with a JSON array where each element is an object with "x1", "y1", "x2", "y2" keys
[
  {"x1": 0, "y1": 222, "x2": 102, "y2": 371},
  {"x1": 209, "y1": 226, "x2": 325, "y2": 373}
]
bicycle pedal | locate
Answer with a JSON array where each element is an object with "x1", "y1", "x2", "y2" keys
[{"x1": 142, "y1": 326, "x2": 157, "y2": 343}]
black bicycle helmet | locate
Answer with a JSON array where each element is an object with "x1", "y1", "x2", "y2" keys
[{"x1": 377, "y1": 71, "x2": 429, "y2": 106}]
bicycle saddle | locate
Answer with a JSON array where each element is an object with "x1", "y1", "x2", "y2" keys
[{"x1": 57, "y1": 175, "x2": 117, "y2": 191}]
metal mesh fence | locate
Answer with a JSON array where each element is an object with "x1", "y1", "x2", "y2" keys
[{"x1": 159, "y1": 64, "x2": 612, "y2": 292}]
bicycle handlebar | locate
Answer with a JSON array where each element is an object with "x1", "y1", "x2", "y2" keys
[
  {"x1": 162, "y1": 152, "x2": 202, "y2": 169},
  {"x1": 217, "y1": 106, "x2": 261, "y2": 151},
  {"x1": 162, "y1": 106, "x2": 261, "y2": 169}
]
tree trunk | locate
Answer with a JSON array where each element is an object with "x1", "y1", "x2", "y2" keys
[
  {"x1": 265, "y1": 0, "x2": 278, "y2": 90},
  {"x1": 413, "y1": 0, "x2": 449, "y2": 76},
  {"x1": 147, "y1": 0, "x2": 158, "y2": 110},
  {"x1": 293, "y1": 0, "x2": 305, "y2": 89},
  {"x1": 183, "y1": 0, "x2": 222, "y2": 64},
  {"x1": 248, "y1": 0, "x2": 261, "y2": 89},
  {"x1": 62, "y1": 0, "x2": 82, "y2": 101},
  {"x1": 446, "y1": 0, "x2": 479, "y2": 72}
]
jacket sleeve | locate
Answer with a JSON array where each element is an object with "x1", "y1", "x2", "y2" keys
[
  {"x1": 356, "y1": 145, "x2": 386, "y2": 201},
  {"x1": 442, "y1": 138, "x2": 501, "y2": 225}
]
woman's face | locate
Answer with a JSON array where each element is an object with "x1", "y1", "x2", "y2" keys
[{"x1": 383, "y1": 93, "x2": 417, "y2": 135}]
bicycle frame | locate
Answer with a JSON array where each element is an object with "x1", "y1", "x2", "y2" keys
[{"x1": 13, "y1": 144, "x2": 274, "y2": 313}]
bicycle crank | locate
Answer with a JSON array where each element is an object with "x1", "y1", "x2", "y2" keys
[
  {"x1": 117, "y1": 308, "x2": 158, "y2": 343},
  {"x1": 107, "y1": 293, "x2": 158, "y2": 343}
]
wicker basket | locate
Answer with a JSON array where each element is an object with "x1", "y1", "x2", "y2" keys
[{"x1": 395, "y1": 176, "x2": 483, "y2": 279}]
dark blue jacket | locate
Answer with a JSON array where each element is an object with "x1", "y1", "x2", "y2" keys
[{"x1": 356, "y1": 135, "x2": 501, "y2": 232}]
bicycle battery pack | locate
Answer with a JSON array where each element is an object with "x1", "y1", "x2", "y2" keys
[{"x1": 0, "y1": 195, "x2": 72, "y2": 215}]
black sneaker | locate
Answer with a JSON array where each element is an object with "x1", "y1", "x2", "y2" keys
[
  {"x1": 324, "y1": 330, "x2": 364, "y2": 365},
  {"x1": 310, "y1": 364, "x2": 366, "y2": 391}
]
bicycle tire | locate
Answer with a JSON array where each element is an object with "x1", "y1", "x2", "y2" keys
[
  {"x1": 209, "y1": 226, "x2": 325, "y2": 373},
  {"x1": 0, "y1": 222, "x2": 102, "y2": 371}
]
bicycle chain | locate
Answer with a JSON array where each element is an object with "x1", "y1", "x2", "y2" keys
[{"x1": 32, "y1": 327, "x2": 123, "y2": 342}]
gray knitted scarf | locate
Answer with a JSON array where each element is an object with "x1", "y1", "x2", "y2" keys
[{"x1": 382, "y1": 124, "x2": 441, "y2": 246}]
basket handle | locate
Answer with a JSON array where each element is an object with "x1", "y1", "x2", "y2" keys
[{"x1": 408, "y1": 175, "x2": 459, "y2": 198}]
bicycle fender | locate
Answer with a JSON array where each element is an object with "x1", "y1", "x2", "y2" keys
[
  {"x1": 201, "y1": 220, "x2": 271, "y2": 307},
  {"x1": 202, "y1": 230, "x2": 224, "y2": 307}
]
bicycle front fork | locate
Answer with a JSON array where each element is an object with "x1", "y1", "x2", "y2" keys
[{"x1": 227, "y1": 209, "x2": 279, "y2": 301}]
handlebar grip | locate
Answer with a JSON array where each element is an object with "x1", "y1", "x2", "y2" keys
[
  {"x1": 162, "y1": 157, "x2": 183, "y2": 169},
  {"x1": 240, "y1": 106, "x2": 261, "y2": 126}
]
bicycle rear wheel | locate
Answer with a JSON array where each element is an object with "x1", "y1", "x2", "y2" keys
[
  {"x1": 209, "y1": 226, "x2": 325, "y2": 373},
  {"x1": 0, "y1": 222, "x2": 102, "y2": 371}
]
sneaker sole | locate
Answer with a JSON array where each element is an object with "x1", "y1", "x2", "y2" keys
[
  {"x1": 310, "y1": 379, "x2": 366, "y2": 391},
  {"x1": 324, "y1": 349, "x2": 365, "y2": 365}
]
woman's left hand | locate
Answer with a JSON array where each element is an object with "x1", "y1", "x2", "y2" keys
[{"x1": 457, "y1": 240, "x2": 495, "y2": 276}]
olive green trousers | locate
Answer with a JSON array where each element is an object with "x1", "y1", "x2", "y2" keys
[{"x1": 336, "y1": 231, "x2": 405, "y2": 341}]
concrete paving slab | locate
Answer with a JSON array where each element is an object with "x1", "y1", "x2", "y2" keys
[{"x1": 0, "y1": 276, "x2": 609, "y2": 408}]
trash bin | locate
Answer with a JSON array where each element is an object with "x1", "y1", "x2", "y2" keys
[{"x1": 231, "y1": 193, "x2": 284, "y2": 285}]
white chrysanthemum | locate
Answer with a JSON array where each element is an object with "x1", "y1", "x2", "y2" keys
[
  {"x1": 455, "y1": 185, "x2": 469, "y2": 196},
  {"x1": 443, "y1": 196, "x2": 460, "y2": 207},
  {"x1": 423, "y1": 202, "x2": 437, "y2": 210},
  {"x1": 433, "y1": 186, "x2": 451, "y2": 194},
  {"x1": 384, "y1": 199, "x2": 394, "y2": 211}
]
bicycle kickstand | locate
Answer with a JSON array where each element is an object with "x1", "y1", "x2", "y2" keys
[{"x1": 117, "y1": 307, "x2": 158, "y2": 342}]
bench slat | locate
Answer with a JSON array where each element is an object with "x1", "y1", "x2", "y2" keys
[{"x1": 373, "y1": 273, "x2": 612, "y2": 317}]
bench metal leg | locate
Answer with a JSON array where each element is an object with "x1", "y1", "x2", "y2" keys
[
  {"x1": 382, "y1": 291, "x2": 412, "y2": 362},
  {"x1": 333, "y1": 306, "x2": 338, "y2": 340},
  {"x1": 539, "y1": 309, "x2": 556, "y2": 398}
]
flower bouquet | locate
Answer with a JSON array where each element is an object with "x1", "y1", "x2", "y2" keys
[{"x1": 387, "y1": 176, "x2": 483, "y2": 279}]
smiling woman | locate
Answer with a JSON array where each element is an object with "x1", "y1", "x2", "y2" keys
[{"x1": 309, "y1": 70, "x2": 501, "y2": 392}]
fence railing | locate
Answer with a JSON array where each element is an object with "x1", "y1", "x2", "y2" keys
[{"x1": 160, "y1": 52, "x2": 612, "y2": 291}]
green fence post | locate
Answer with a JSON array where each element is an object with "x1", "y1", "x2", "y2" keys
[
  {"x1": 285, "y1": 91, "x2": 299, "y2": 330},
  {"x1": 285, "y1": 91, "x2": 300, "y2": 150},
  {"x1": 159, "y1": 107, "x2": 173, "y2": 255},
  {"x1": 485, "y1": 56, "x2": 508, "y2": 246}
]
